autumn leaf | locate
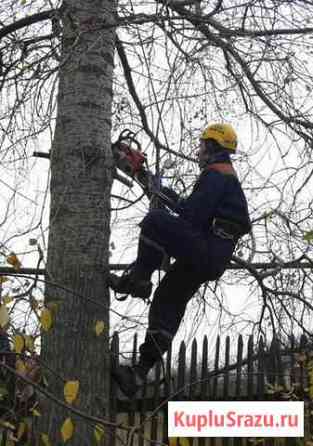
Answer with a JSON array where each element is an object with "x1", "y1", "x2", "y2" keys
[
  {"x1": 16, "y1": 421, "x2": 27, "y2": 440},
  {"x1": 14, "y1": 335, "x2": 25, "y2": 354},
  {"x1": 46, "y1": 301, "x2": 60, "y2": 316},
  {"x1": 95, "y1": 320, "x2": 106, "y2": 336},
  {"x1": 0, "y1": 276, "x2": 8, "y2": 284},
  {"x1": 64, "y1": 380, "x2": 79, "y2": 404},
  {"x1": 31, "y1": 408, "x2": 41, "y2": 417},
  {"x1": 303, "y1": 230, "x2": 313, "y2": 242},
  {"x1": 0, "y1": 420, "x2": 15, "y2": 430},
  {"x1": 94, "y1": 424, "x2": 105, "y2": 444},
  {"x1": 25, "y1": 335, "x2": 34, "y2": 353},
  {"x1": 169, "y1": 438, "x2": 190, "y2": 446},
  {"x1": 16, "y1": 359, "x2": 27, "y2": 375},
  {"x1": 61, "y1": 418, "x2": 74, "y2": 442},
  {"x1": 40, "y1": 433, "x2": 51, "y2": 446},
  {"x1": 40, "y1": 308, "x2": 53, "y2": 331},
  {"x1": 0, "y1": 305, "x2": 9, "y2": 328},
  {"x1": 6, "y1": 253, "x2": 21, "y2": 271},
  {"x1": 3, "y1": 295, "x2": 13, "y2": 305}
]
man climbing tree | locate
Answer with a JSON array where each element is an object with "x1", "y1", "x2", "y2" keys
[{"x1": 109, "y1": 123, "x2": 251, "y2": 398}]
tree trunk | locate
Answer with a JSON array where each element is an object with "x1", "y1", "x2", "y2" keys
[{"x1": 39, "y1": 1, "x2": 115, "y2": 444}]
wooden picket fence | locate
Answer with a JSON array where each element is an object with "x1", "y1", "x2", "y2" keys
[{"x1": 109, "y1": 332, "x2": 312, "y2": 446}]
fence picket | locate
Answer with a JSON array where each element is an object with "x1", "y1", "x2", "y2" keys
[
  {"x1": 161, "y1": 346, "x2": 172, "y2": 445},
  {"x1": 212, "y1": 336, "x2": 220, "y2": 446},
  {"x1": 189, "y1": 338, "x2": 198, "y2": 400},
  {"x1": 257, "y1": 336, "x2": 265, "y2": 399},
  {"x1": 177, "y1": 341, "x2": 186, "y2": 400},
  {"x1": 234, "y1": 335, "x2": 243, "y2": 446},
  {"x1": 235, "y1": 335, "x2": 243, "y2": 398},
  {"x1": 199, "y1": 336, "x2": 209, "y2": 446},
  {"x1": 223, "y1": 336, "x2": 230, "y2": 399},
  {"x1": 276, "y1": 337, "x2": 285, "y2": 389},
  {"x1": 299, "y1": 334, "x2": 307, "y2": 398},
  {"x1": 151, "y1": 361, "x2": 161, "y2": 444},
  {"x1": 189, "y1": 339, "x2": 198, "y2": 446},
  {"x1": 222, "y1": 336, "x2": 230, "y2": 446},
  {"x1": 212, "y1": 336, "x2": 220, "y2": 399},
  {"x1": 138, "y1": 366, "x2": 148, "y2": 446},
  {"x1": 289, "y1": 334, "x2": 296, "y2": 387},
  {"x1": 247, "y1": 335, "x2": 254, "y2": 399}
]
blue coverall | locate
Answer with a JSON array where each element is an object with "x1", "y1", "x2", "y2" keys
[{"x1": 135, "y1": 151, "x2": 251, "y2": 371}]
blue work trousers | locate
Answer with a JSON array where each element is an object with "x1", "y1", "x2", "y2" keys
[{"x1": 135, "y1": 209, "x2": 236, "y2": 371}]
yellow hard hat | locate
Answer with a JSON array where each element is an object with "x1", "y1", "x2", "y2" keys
[{"x1": 200, "y1": 123, "x2": 238, "y2": 152}]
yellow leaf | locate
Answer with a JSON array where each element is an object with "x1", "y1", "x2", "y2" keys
[
  {"x1": 95, "y1": 320, "x2": 106, "y2": 336},
  {"x1": 31, "y1": 408, "x2": 41, "y2": 417},
  {"x1": 16, "y1": 359, "x2": 27, "y2": 375},
  {"x1": 64, "y1": 380, "x2": 79, "y2": 404},
  {"x1": 0, "y1": 420, "x2": 15, "y2": 430},
  {"x1": 21, "y1": 0, "x2": 27, "y2": 4},
  {"x1": 14, "y1": 335, "x2": 25, "y2": 354},
  {"x1": 3, "y1": 295, "x2": 13, "y2": 305},
  {"x1": 179, "y1": 439, "x2": 190, "y2": 446},
  {"x1": 61, "y1": 418, "x2": 74, "y2": 443},
  {"x1": 0, "y1": 305, "x2": 9, "y2": 328},
  {"x1": 169, "y1": 439, "x2": 190, "y2": 446},
  {"x1": 40, "y1": 308, "x2": 53, "y2": 331},
  {"x1": 0, "y1": 276, "x2": 8, "y2": 284},
  {"x1": 40, "y1": 433, "x2": 51, "y2": 446},
  {"x1": 17, "y1": 421, "x2": 26, "y2": 440},
  {"x1": 94, "y1": 424, "x2": 105, "y2": 443},
  {"x1": 6, "y1": 253, "x2": 21, "y2": 271},
  {"x1": 25, "y1": 335, "x2": 34, "y2": 352},
  {"x1": 46, "y1": 301, "x2": 59, "y2": 317},
  {"x1": 303, "y1": 230, "x2": 313, "y2": 242}
]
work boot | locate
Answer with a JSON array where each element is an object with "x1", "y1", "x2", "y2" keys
[
  {"x1": 108, "y1": 268, "x2": 152, "y2": 301},
  {"x1": 112, "y1": 365, "x2": 146, "y2": 399}
]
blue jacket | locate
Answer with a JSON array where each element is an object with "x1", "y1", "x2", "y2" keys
[{"x1": 163, "y1": 152, "x2": 251, "y2": 236}]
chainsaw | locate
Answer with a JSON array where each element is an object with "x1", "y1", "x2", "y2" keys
[
  {"x1": 111, "y1": 130, "x2": 176, "y2": 209},
  {"x1": 33, "y1": 129, "x2": 176, "y2": 208}
]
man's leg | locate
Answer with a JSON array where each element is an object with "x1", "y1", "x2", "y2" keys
[
  {"x1": 112, "y1": 261, "x2": 202, "y2": 397},
  {"x1": 136, "y1": 209, "x2": 209, "y2": 275},
  {"x1": 108, "y1": 209, "x2": 209, "y2": 300},
  {"x1": 137, "y1": 260, "x2": 202, "y2": 372}
]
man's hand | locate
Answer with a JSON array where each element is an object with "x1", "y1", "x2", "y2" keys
[{"x1": 160, "y1": 186, "x2": 180, "y2": 204}]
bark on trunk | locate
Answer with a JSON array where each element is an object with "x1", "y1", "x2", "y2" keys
[{"x1": 39, "y1": 1, "x2": 115, "y2": 444}]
